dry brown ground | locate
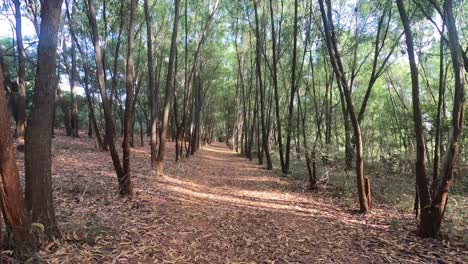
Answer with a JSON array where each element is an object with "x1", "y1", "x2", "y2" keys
[{"x1": 11, "y1": 131, "x2": 468, "y2": 263}]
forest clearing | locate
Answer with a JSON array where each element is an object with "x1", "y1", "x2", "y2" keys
[{"x1": 0, "y1": 0, "x2": 467, "y2": 262}]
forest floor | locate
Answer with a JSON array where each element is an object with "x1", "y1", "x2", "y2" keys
[{"x1": 10, "y1": 131, "x2": 468, "y2": 263}]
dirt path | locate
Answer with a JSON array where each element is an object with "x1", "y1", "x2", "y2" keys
[{"x1": 25, "y1": 134, "x2": 467, "y2": 263}]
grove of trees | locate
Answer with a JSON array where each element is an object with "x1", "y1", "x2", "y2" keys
[{"x1": 0, "y1": 0, "x2": 466, "y2": 258}]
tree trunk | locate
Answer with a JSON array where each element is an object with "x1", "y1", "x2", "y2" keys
[
  {"x1": 284, "y1": 0, "x2": 299, "y2": 174},
  {"x1": 156, "y1": 0, "x2": 180, "y2": 175},
  {"x1": 144, "y1": 0, "x2": 158, "y2": 171},
  {"x1": 66, "y1": 0, "x2": 103, "y2": 148},
  {"x1": 318, "y1": 0, "x2": 370, "y2": 213},
  {"x1": 87, "y1": 0, "x2": 125, "y2": 189},
  {"x1": 13, "y1": 0, "x2": 26, "y2": 139},
  {"x1": 121, "y1": 0, "x2": 137, "y2": 196},
  {"x1": 70, "y1": 33, "x2": 79, "y2": 137},
  {"x1": 88, "y1": 112, "x2": 93, "y2": 138},
  {"x1": 432, "y1": 24, "x2": 445, "y2": 188},
  {"x1": 269, "y1": 0, "x2": 286, "y2": 173},
  {"x1": 253, "y1": 0, "x2": 272, "y2": 170},
  {"x1": 397, "y1": 0, "x2": 432, "y2": 234},
  {"x1": 24, "y1": 0, "x2": 63, "y2": 240},
  {"x1": 429, "y1": 0, "x2": 465, "y2": 237},
  {"x1": 0, "y1": 50, "x2": 35, "y2": 252}
]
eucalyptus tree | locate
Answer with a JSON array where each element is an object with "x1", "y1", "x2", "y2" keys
[
  {"x1": 318, "y1": 0, "x2": 372, "y2": 213},
  {"x1": 24, "y1": 0, "x2": 64, "y2": 240},
  {"x1": 157, "y1": 0, "x2": 181, "y2": 175}
]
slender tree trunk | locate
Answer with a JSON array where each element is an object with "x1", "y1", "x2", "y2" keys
[
  {"x1": 397, "y1": 0, "x2": 432, "y2": 234},
  {"x1": 121, "y1": 0, "x2": 137, "y2": 196},
  {"x1": 269, "y1": 0, "x2": 286, "y2": 173},
  {"x1": 174, "y1": 46, "x2": 181, "y2": 162},
  {"x1": 284, "y1": 0, "x2": 299, "y2": 174},
  {"x1": 144, "y1": 0, "x2": 158, "y2": 171},
  {"x1": 432, "y1": 24, "x2": 445, "y2": 188},
  {"x1": 24, "y1": 0, "x2": 63, "y2": 239},
  {"x1": 319, "y1": 0, "x2": 370, "y2": 213},
  {"x1": 66, "y1": 0, "x2": 103, "y2": 147},
  {"x1": 87, "y1": 0, "x2": 125, "y2": 188},
  {"x1": 88, "y1": 112, "x2": 93, "y2": 138},
  {"x1": 429, "y1": 0, "x2": 465, "y2": 237},
  {"x1": 253, "y1": 0, "x2": 272, "y2": 170},
  {"x1": 0, "y1": 50, "x2": 35, "y2": 252},
  {"x1": 70, "y1": 34, "x2": 79, "y2": 137},
  {"x1": 156, "y1": 0, "x2": 180, "y2": 175},
  {"x1": 13, "y1": 0, "x2": 26, "y2": 139}
]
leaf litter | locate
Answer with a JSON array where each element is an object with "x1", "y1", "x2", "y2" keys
[{"x1": 8, "y1": 131, "x2": 468, "y2": 263}]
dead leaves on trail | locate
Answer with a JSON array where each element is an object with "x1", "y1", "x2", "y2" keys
[{"x1": 12, "y1": 131, "x2": 468, "y2": 263}]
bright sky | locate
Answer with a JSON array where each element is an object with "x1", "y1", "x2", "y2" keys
[
  {"x1": 0, "y1": 15, "x2": 37, "y2": 38},
  {"x1": 0, "y1": 14, "x2": 86, "y2": 95}
]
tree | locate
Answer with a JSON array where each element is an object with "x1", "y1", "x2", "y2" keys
[
  {"x1": 24, "y1": 0, "x2": 64, "y2": 240},
  {"x1": 284, "y1": 0, "x2": 299, "y2": 174},
  {"x1": 253, "y1": 0, "x2": 272, "y2": 170},
  {"x1": 13, "y1": 0, "x2": 26, "y2": 139},
  {"x1": 0, "y1": 49, "x2": 34, "y2": 253},
  {"x1": 121, "y1": 0, "x2": 137, "y2": 195},
  {"x1": 318, "y1": 0, "x2": 371, "y2": 213},
  {"x1": 268, "y1": 0, "x2": 286, "y2": 173},
  {"x1": 144, "y1": 0, "x2": 158, "y2": 171},
  {"x1": 87, "y1": 0, "x2": 126, "y2": 194},
  {"x1": 398, "y1": 0, "x2": 466, "y2": 238},
  {"x1": 156, "y1": 0, "x2": 181, "y2": 175}
]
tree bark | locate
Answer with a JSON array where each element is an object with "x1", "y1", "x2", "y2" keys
[
  {"x1": 432, "y1": 24, "x2": 445, "y2": 187},
  {"x1": 69, "y1": 12, "x2": 79, "y2": 138},
  {"x1": 24, "y1": 0, "x2": 63, "y2": 240},
  {"x1": 284, "y1": 0, "x2": 299, "y2": 174},
  {"x1": 0, "y1": 49, "x2": 35, "y2": 252},
  {"x1": 121, "y1": 0, "x2": 137, "y2": 195},
  {"x1": 318, "y1": 0, "x2": 370, "y2": 213},
  {"x1": 87, "y1": 0, "x2": 125, "y2": 189},
  {"x1": 65, "y1": 1, "x2": 103, "y2": 148},
  {"x1": 253, "y1": 0, "x2": 272, "y2": 170},
  {"x1": 269, "y1": 0, "x2": 286, "y2": 173},
  {"x1": 144, "y1": 0, "x2": 158, "y2": 171},
  {"x1": 156, "y1": 0, "x2": 180, "y2": 175},
  {"x1": 396, "y1": 0, "x2": 432, "y2": 234},
  {"x1": 13, "y1": 0, "x2": 26, "y2": 139},
  {"x1": 429, "y1": 0, "x2": 465, "y2": 237}
]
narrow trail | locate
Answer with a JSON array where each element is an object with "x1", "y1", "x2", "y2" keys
[{"x1": 34, "y1": 133, "x2": 467, "y2": 263}]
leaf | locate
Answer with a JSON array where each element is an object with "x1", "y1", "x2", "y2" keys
[{"x1": 31, "y1": 222, "x2": 45, "y2": 232}]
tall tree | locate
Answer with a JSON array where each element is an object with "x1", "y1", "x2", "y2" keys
[
  {"x1": 398, "y1": 0, "x2": 466, "y2": 237},
  {"x1": 269, "y1": 0, "x2": 286, "y2": 173},
  {"x1": 253, "y1": 0, "x2": 272, "y2": 170},
  {"x1": 397, "y1": 0, "x2": 434, "y2": 236},
  {"x1": 66, "y1": 0, "x2": 103, "y2": 148},
  {"x1": 156, "y1": 0, "x2": 181, "y2": 175},
  {"x1": 0, "y1": 50, "x2": 34, "y2": 253},
  {"x1": 430, "y1": 0, "x2": 465, "y2": 237},
  {"x1": 121, "y1": 0, "x2": 137, "y2": 195},
  {"x1": 144, "y1": 0, "x2": 158, "y2": 171},
  {"x1": 69, "y1": 6, "x2": 79, "y2": 138},
  {"x1": 87, "y1": 0, "x2": 126, "y2": 193},
  {"x1": 24, "y1": 0, "x2": 64, "y2": 239},
  {"x1": 13, "y1": 0, "x2": 26, "y2": 139},
  {"x1": 318, "y1": 0, "x2": 371, "y2": 213},
  {"x1": 284, "y1": 0, "x2": 299, "y2": 174}
]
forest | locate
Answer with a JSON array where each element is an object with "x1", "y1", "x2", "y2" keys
[{"x1": 0, "y1": 0, "x2": 467, "y2": 262}]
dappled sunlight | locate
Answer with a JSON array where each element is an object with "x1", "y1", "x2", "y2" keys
[
  {"x1": 30, "y1": 134, "x2": 465, "y2": 263},
  {"x1": 157, "y1": 174, "x2": 390, "y2": 231},
  {"x1": 202, "y1": 144, "x2": 236, "y2": 154},
  {"x1": 199, "y1": 154, "x2": 232, "y2": 162}
]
